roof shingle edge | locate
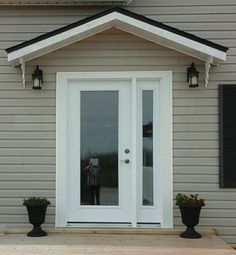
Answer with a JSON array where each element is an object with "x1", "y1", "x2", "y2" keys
[{"x1": 5, "y1": 7, "x2": 229, "y2": 54}]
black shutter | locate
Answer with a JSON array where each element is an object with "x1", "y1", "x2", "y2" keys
[{"x1": 219, "y1": 85, "x2": 236, "y2": 188}]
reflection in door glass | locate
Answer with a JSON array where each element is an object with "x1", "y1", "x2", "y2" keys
[
  {"x1": 80, "y1": 91, "x2": 118, "y2": 206},
  {"x1": 142, "y1": 91, "x2": 153, "y2": 206}
]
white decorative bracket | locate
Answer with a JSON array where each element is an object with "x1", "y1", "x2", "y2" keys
[
  {"x1": 205, "y1": 56, "x2": 213, "y2": 87},
  {"x1": 20, "y1": 58, "x2": 26, "y2": 88}
]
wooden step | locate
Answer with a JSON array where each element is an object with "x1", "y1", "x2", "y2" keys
[{"x1": 5, "y1": 227, "x2": 217, "y2": 236}]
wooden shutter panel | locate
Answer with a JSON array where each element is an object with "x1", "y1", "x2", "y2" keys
[{"x1": 219, "y1": 85, "x2": 236, "y2": 188}]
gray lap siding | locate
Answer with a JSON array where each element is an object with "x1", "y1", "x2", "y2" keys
[{"x1": 0, "y1": 0, "x2": 235, "y2": 243}]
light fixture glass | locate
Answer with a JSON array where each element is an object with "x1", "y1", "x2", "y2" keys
[
  {"x1": 187, "y1": 63, "x2": 199, "y2": 88},
  {"x1": 32, "y1": 65, "x2": 43, "y2": 90}
]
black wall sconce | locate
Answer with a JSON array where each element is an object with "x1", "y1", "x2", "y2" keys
[
  {"x1": 187, "y1": 63, "x2": 199, "y2": 88},
  {"x1": 32, "y1": 65, "x2": 43, "y2": 90}
]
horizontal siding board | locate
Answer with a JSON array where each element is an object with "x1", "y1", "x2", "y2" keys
[
  {"x1": 173, "y1": 115, "x2": 217, "y2": 123},
  {"x1": 174, "y1": 183, "x2": 234, "y2": 192},
  {"x1": 0, "y1": 99, "x2": 55, "y2": 107},
  {"x1": 0, "y1": 115, "x2": 55, "y2": 123},
  {"x1": 0, "y1": 165, "x2": 55, "y2": 173},
  {"x1": 174, "y1": 132, "x2": 218, "y2": 140},
  {"x1": 173, "y1": 98, "x2": 218, "y2": 107},
  {"x1": 148, "y1": 14, "x2": 236, "y2": 23},
  {"x1": 0, "y1": 140, "x2": 55, "y2": 148},
  {"x1": 0, "y1": 124, "x2": 55, "y2": 131},
  {"x1": 0, "y1": 131, "x2": 55, "y2": 140},
  {"x1": 129, "y1": 6, "x2": 236, "y2": 15},
  {"x1": 0, "y1": 148, "x2": 55, "y2": 156},
  {"x1": 174, "y1": 149, "x2": 218, "y2": 157},
  {"x1": 173, "y1": 141, "x2": 218, "y2": 149},
  {"x1": 174, "y1": 166, "x2": 218, "y2": 175},
  {"x1": 132, "y1": 0, "x2": 236, "y2": 6},
  {"x1": 0, "y1": 90, "x2": 55, "y2": 98},
  {"x1": 174, "y1": 158, "x2": 218, "y2": 166},
  {"x1": 30, "y1": 57, "x2": 201, "y2": 67},
  {"x1": 0, "y1": 173, "x2": 55, "y2": 181},
  {"x1": 0, "y1": 156, "x2": 55, "y2": 164},
  {"x1": 44, "y1": 49, "x2": 186, "y2": 58},
  {"x1": 0, "y1": 107, "x2": 55, "y2": 115},
  {"x1": 174, "y1": 123, "x2": 218, "y2": 132},
  {"x1": 0, "y1": 181, "x2": 55, "y2": 189},
  {"x1": 174, "y1": 174, "x2": 218, "y2": 183}
]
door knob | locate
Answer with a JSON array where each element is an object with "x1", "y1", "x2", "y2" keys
[
  {"x1": 124, "y1": 148, "x2": 130, "y2": 154},
  {"x1": 121, "y1": 159, "x2": 130, "y2": 164}
]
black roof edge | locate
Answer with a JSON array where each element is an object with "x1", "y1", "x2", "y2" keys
[{"x1": 6, "y1": 6, "x2": 229, "y2": 54}]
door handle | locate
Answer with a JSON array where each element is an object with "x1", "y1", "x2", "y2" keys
[{"x1": 121, "y1": 159, "x2": 130, "y2": 164}]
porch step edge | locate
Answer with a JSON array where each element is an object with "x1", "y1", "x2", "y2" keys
[{"x1": 4, "y1": 228, "x2": 217, "y2": 236}]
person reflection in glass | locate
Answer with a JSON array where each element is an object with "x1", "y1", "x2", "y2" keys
[{"x1": 84, "y1": 158, "x2": 102, "y2": 205}]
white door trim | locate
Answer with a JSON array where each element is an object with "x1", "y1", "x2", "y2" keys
[{"x1": 56, "y1": 71, "x2": 173, "y2": 228}]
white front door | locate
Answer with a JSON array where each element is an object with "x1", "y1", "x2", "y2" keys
[
  {"x1": 67, "y1": 80, "x2": 133, "y2": 223},
  {"x1": 56, "y1": 72, "x2": 173, "y2": 228}
]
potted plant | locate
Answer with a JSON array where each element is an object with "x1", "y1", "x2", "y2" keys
[
  {"x1": 23, "y1": 197, "x2": 51, "y2": 237},
  {"x1": 176, "y1": 193, "x2": 205, "y2": 239}
]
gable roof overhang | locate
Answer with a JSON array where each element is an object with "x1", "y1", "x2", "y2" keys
[
  {"x1": 0, "y1": 0, "x2": 133, "y2": 5},
  {"x1": 5, "y1": 7, "x2": 228, "y2": 85}
]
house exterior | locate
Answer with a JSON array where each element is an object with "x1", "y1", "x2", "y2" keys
[{"x1": 0, "y1": 0, "x2": 236, "y2": 244}]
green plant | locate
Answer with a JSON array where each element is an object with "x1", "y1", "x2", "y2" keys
[
  {"x1": 176, "y1": 193, "x2": 205, "y2": 206},
  {"x1": 23, "y1": 197, "x2": 51, "y2": 206}
]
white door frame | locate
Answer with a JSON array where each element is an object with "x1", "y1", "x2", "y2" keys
[{"x1": 56, "y1": 71, "x2": 173, "y2": 228}]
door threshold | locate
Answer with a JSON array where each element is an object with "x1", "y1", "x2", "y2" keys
[
  {"x1": 67, "y1": 222, "x2": 133, "y2": 228},
  {"x1": 67, "y1": 222, "x2": 161, "y2": 228}
]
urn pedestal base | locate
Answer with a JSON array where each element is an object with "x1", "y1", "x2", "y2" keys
[
  {"x1": 27, "y1": 225, "x2": 47, "y2": 237},
  {"x1": 180, "y1": 226, "x2": 201, "y2": 239}
]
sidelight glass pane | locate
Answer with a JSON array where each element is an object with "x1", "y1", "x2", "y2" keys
[
  {"x1": 142, "y1": 91, "x2": 153, "y2": 206},
  {"x1": 80, "y1": 91, "x2": 119, "y2": 206}
]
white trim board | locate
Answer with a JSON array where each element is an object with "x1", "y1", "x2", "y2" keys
[
  {"x1": 56, "y1": 71, "x2": 173, "y2": 228},
  {"x1": 7, "y1": 11, "x2": 226, "y2": 66}
]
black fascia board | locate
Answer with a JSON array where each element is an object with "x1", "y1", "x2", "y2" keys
[{"x1": 6, "y1": 7, "x2": 229, "y2": 54}]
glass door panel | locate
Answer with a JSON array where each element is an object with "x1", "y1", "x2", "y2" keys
[
  {"x1": 80, "y1": 91, "x2": 119, "y2": 206},
  {"x1": 142, "y1": 91, "x2": 153, "y2": 206}
]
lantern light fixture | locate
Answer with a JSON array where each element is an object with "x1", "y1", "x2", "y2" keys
[
  {"x1": 32, "y1": 65, "x2": 43, "y2": 90},
  {"x1": 187, "y1": 63, "x2": 199, "y2": 88}
]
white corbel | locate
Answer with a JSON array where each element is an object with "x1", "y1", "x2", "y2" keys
[
  {"x1": 20, "y1": 58, "x2": 26, "y2": 88},
  {"x1": 205, "y1": 56, "x2": 213, "y2": 87}
]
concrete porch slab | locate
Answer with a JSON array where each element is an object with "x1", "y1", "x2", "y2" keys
[{"x1": 0, "y1": 230, "x2": 235, "y2": 255}]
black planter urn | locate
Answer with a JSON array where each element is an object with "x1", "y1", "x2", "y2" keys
[
  {"x1": 179, "y1": 205, "x2": 203, "y2": 239},
  {"x1": 26, "y1": 205, "x2": 48, "y2": 237}
]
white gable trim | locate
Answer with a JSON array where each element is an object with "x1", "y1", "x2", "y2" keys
[{"x1": 7, "y1": 11, "x2": 226, "y2": 66}]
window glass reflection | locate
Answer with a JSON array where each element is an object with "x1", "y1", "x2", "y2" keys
[
  {"x1": 80, "y1": 91, "x2": 118, "y2": 206},
  {"x1": 142, "y1": 91, "x2": 153, "y2": 206}
]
